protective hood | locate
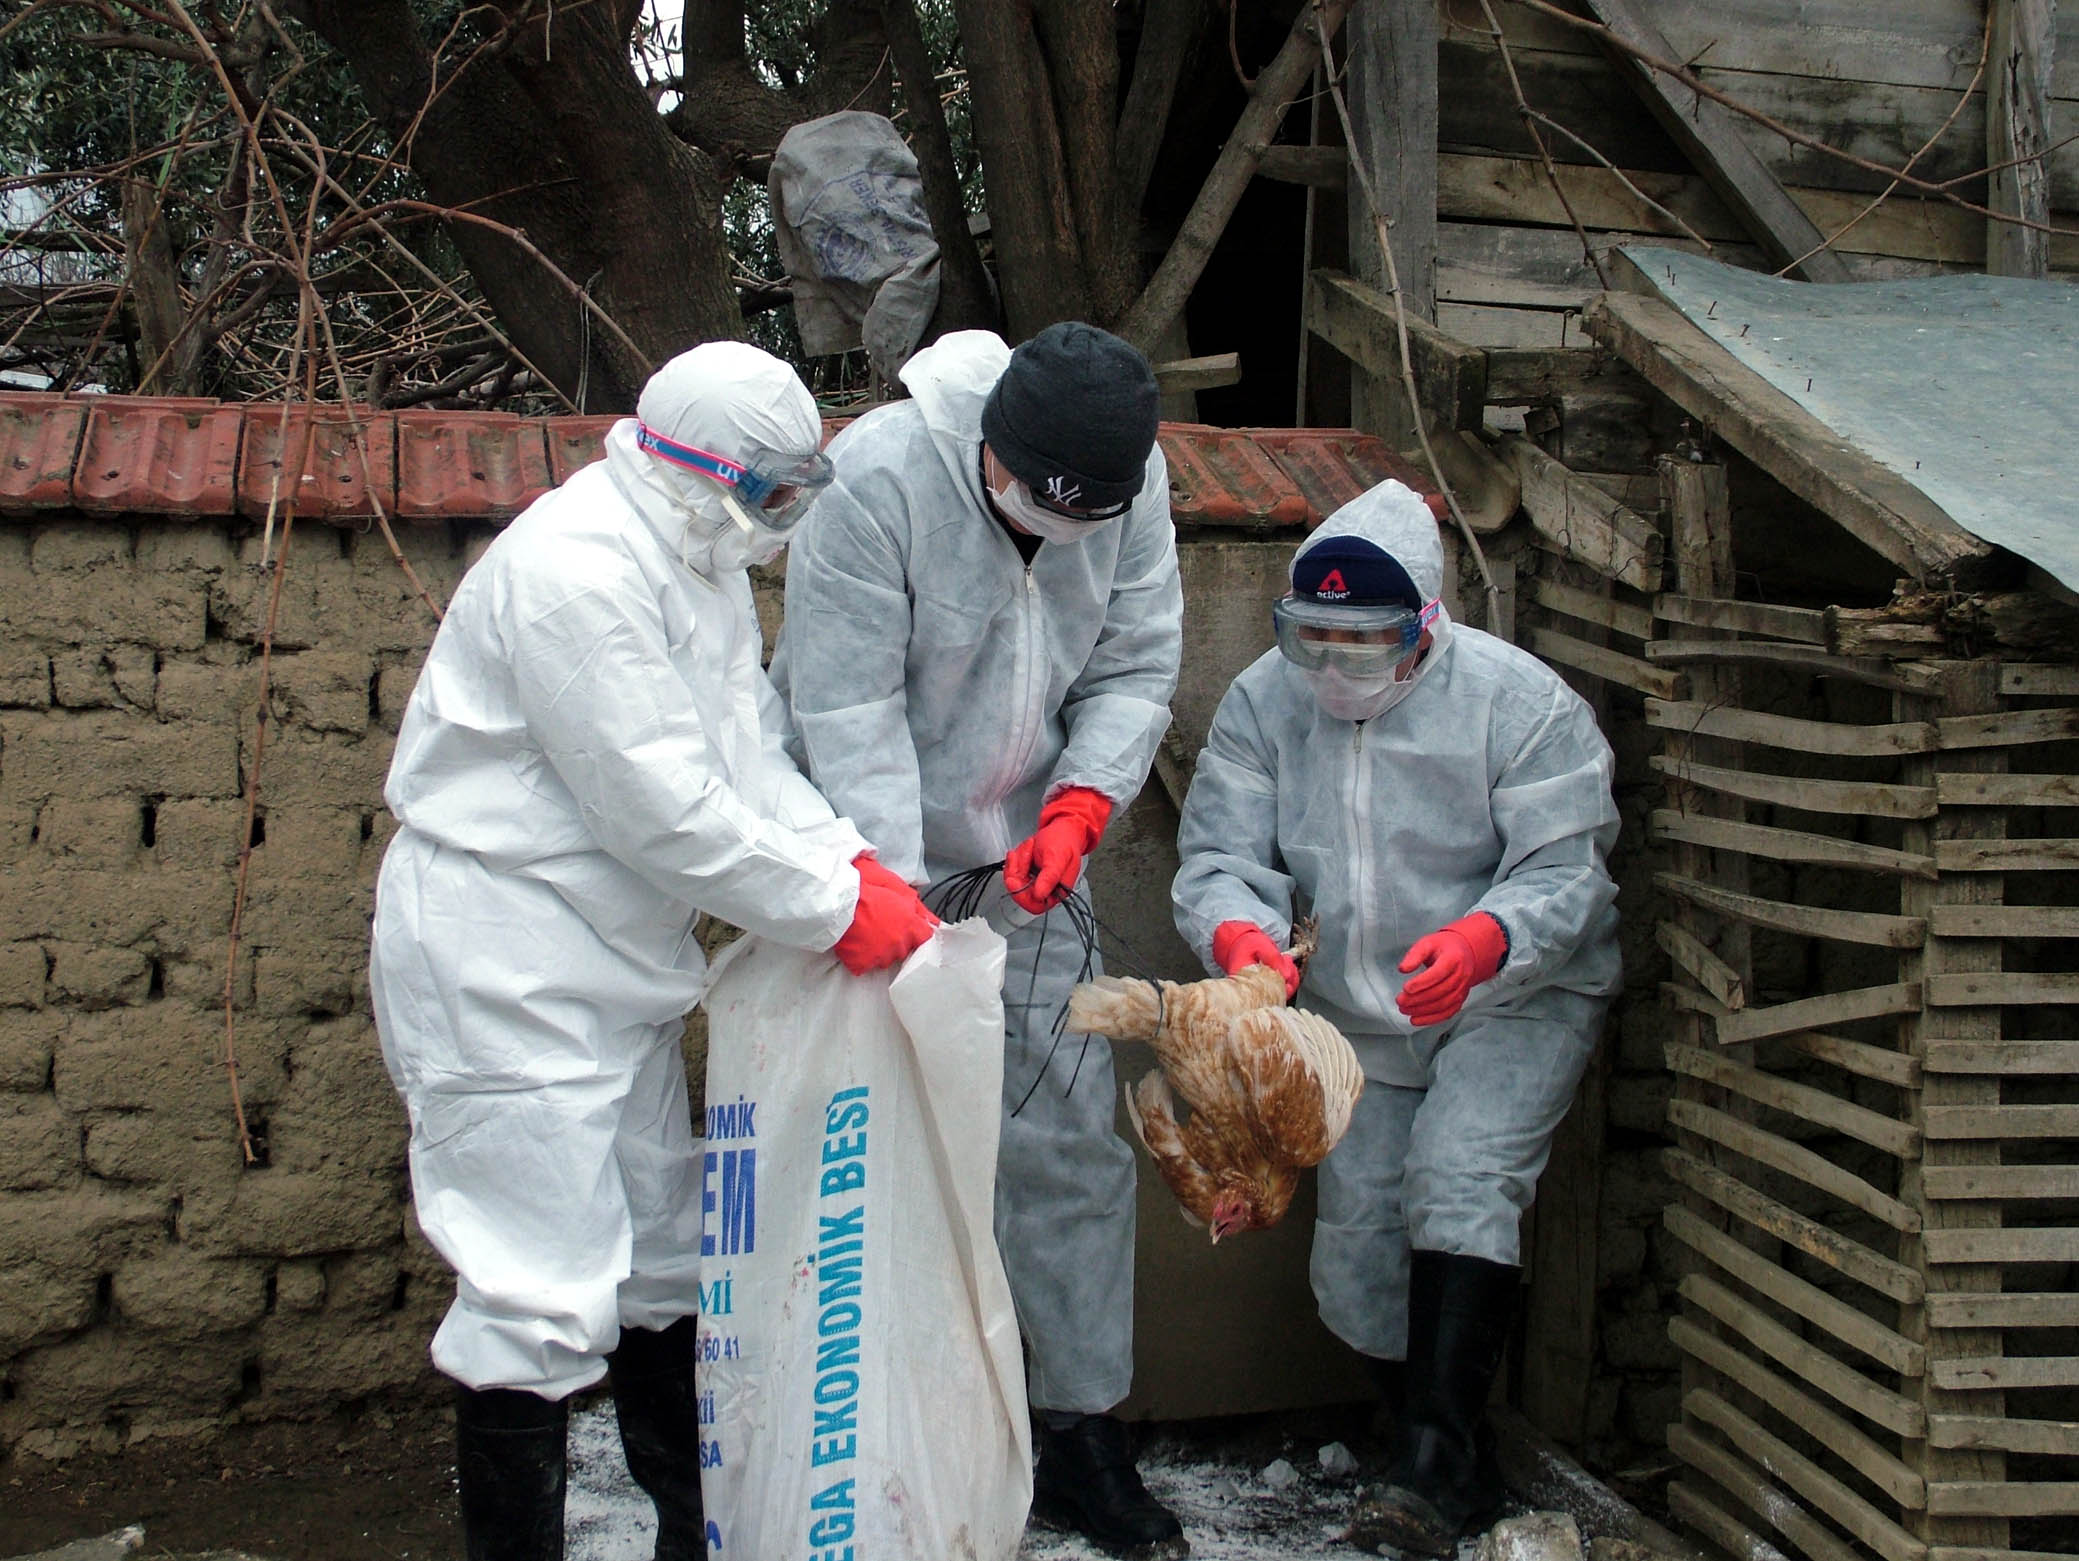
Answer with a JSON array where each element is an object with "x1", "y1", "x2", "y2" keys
[
  {"x1": 897, "y1": 328, "x2": 1015, "y2": 517},
  {"x1": 605, "y1": 340, "x2": 824, "y2": 576},
  {"x1": 1291, "y1": 479, "x2": 1454, "y2": 719}
]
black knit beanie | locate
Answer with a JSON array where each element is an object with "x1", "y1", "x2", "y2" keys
[{"x1": 980, "y1": 321, "x2": 1161, "y2": 511}]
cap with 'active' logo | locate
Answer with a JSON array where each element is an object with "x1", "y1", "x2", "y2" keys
[{"x1": 1291, "y1": 536, "x2": 1422, "y2": 609}]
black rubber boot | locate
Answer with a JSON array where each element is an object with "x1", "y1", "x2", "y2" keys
[
  {"x1": 1366, "y1": 1354, "x2": 1409, "y2": 1465},
  {"x1": 1347, "y1": 1251, "x2": 1518, "y2": 1557},
  {"x1": 454, "y1": 1383, "x2": 569, "y2": 1561},
  {"x1": 606, "y1": 1316, "x2": 708, "y2": 1561},
  {"x1": 1032, "y1": 1412, "x2": 1189, "y2": 1559}
]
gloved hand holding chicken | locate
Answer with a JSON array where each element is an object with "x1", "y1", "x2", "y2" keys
[{"x1": 1069, "y1": 919, "x2": 1361, "y2": 1243}]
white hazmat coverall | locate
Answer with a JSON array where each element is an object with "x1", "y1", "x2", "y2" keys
[
  {"x1": 769, "y1": 330, "x2": 1184, "y2": 1412},
  {"x1": 371, "y1": 345, "x2": 870, "y2": 1398},
  {"x1": 1172, "y1": 481, "x2": 1620, "y2": 1358}
]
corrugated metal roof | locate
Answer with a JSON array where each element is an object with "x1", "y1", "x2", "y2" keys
[{"x1": 0, "y1": 392, "x2": 1436, "y2": 529}]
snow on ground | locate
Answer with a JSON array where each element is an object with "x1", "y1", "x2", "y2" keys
[{"x1": 564, "y1": 1403, "x2": 1490, "y2": 1561}]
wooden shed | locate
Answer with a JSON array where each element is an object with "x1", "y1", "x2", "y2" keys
[{"x1": 1306, "y1": 242, "x2": 2079, "y2": 1561}]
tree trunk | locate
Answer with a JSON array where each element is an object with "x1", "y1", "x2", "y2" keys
[
  {"x1": 953, "y1": 0, "x2": 1094, "y2": 336},
  {"x1": 290, "y1": 0, "x2": 742, "y2": 410}
]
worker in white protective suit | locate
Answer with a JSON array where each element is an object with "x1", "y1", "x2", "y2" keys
[
  {"x1": 369, "y1": 342, "x2": 938, "y2": 1561},
  {"x1": 1171, "y1": 480, "x2": 1620, "y2": 1557},
  {"x1": 769, "y1": 322, "x2": 1188, "y2": 1558}
]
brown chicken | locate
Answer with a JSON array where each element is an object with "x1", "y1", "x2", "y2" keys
[{"x1": 1066, "y1": 931, "x2": 1363, "y2": 1242}]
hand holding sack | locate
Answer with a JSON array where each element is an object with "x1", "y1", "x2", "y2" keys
[
  {"x1": 1396, "y1": 911, "x2": 1508, "y2": 1026},
  {"x1": 1211, "y1": 920, "x2": 1301, "y2": 999},
  {"x1": 833, "y1": 854, "x2": 940, "y2": 974},
  {"x1": 1003, "y1": 787, "x2": 1113, "y2": 913}
]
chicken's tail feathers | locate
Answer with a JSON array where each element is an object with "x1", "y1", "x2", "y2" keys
[{"x1": 1068, "y1": 975, "x2": 1163, "y2": 1042}]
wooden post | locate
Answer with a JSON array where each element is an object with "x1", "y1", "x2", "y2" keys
[
  {"x1": 1656, "y1": 457, "x2": 1765, "y2": 1526},
  {"x1": 1899, "y1": 661, "x2": 2010, "y2": 1553},
  {"x1": 1343, "y1": 0, "x2": 1438, "y2": 446},
  {"x1": 1987, "y1": 0, "x2": 2054, "y2": 279}
]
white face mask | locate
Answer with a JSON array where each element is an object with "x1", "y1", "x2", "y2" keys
[
  {"x1": 1305, "y1": 615, "x2": 1452, "y2": 721},
  {"x1": 983, "y1": 448, "x2": 1123, "y2": 545},
  {"x1": 685, "y1": 487, "x2": 790, "y2": 572}
]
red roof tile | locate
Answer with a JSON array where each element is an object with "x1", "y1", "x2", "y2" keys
[
  {"x1": 238, "y1": 405, "x2": 396, "y2": 521},
  {"x1": 542, "y1": 416, "x2": 621, "y2": 487},
  {"x1": 0, "y1": 394, "x2": 89, "y2": 511},
  {"x1": 396, "y1": 412, "x2": 553, "y2": 521},
  {"x1": 0, "y1": 392, "x2": 1434, "y2": 530},
  {"x1": 1244, "y1": 427, "x2": 1446, "y2": 528},
  {"x1": 1158, "y1": 425, "x2": 1312, "y2": 530},
  {"x1": 72, "y1": 399, "x2": 242, "y2": 515}
]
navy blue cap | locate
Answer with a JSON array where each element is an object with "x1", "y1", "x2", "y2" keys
[{"x1": 1291, "y1": 536, "x2": 1421, "y2": 608}]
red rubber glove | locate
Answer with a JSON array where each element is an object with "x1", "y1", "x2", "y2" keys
[
  {"x1": 1396, "y1": 912, "x2": 1508, "y2": 1027},
  {"x1": 1212, "y1": 921, "x2": 1300, "y2": 998},
  {"x1": 1003, "y1": 787, "x2": 1113, "y2": 914},
  {"x1": 832, "y1": 853, "x2": 939, "y2": 974}
]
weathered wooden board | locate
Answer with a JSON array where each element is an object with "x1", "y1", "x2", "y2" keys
[
  {"x1": 1436, "y1": 300, "x2": 1575, "y2": 350},
  {"x1": 1929, "y1": 1415, "x2": 2079, "y2": 1456},
  {"x1": 1659, "y1": 922, "x2": 1746, "y2": 1009},
  {"x1": 1501, "y1": 433, "x2": 1664, "y2": 590},
  {"x1": 1655, "y1": 870, "x2": 1926, "y2": 948},
  {"x1": 1924, "y1": 1291, "x2": 2079, "y2": 1329},
  {"x1": 1998, "y1": 664, "x2": 2079, "y2": 695},
  {"x1": 1437, "y1": 30, "x2": 2079, "y2": 205},
  {"x1": 1534, "y1": 626, "x2": 1687, "y2": 697},
  {"x1": 1922, "y1": 1037, "x2": 2079, "y2": 1072},
  {"x1": 1924, "y1": 1229, "x2": 2079, "y2": 1266},
  {"x1": 1688, "y1": 1389, "x2": 1930, "y2": 1561},
  {"x1": 1305, "y1": 268, "x2": 1488, "y2": 430},
  {"x1": 1924, "y1": 1102, "x2": 2079, "y2": 1137},
  {"x1": 1937, "y1": 706, "x2": 2079, "y2": 749},
  {"x1": 1664, "y1": 1148, "x2": 1923, "y2": 1302},
  {"x1": 1665, "y1": 1043, "x2": 1919, "y2": 1159},
  {"x1": 1435, "y1": 150, "x2": 2079, "y2": 271},
  {"x1": 1932, "y1": 1357, "x2": 2079, "y2": 1391},
  {"x1": 1667, "y1": 1422, "x2": 1868, "y2": 1561},
  {"x1": 1655, "y1": 593, "x2": 1828, "y2": 642},
  {"x1": 1671, "y1": 1315, "x2": 1928, "y2": 1508},
  {"x1": 1648, "y1": 638, "x2": 1942, "y2": 692},
  {"x1": 1928, "y1": 972, "x2": 2079, "y2": 1006},
  {"x1": 1646, "y1": 697, "x2": 1940, "y2": 756},
  {"x1": 1531, "y1": 574, "x2": 1654, "y2": 639},
  {"x1": 1584, "y1": 291, "x2": 1996, "y2": 581},
  {"x1": 1779, "y1": 1029, "x2": 1922, "y2": 1088},
  {"x1": 1934, "y1": 771, "x2": 2079, "y2": 807},
  {"x1": 1681, "y1": 1273, "x2": 1927, "y2": 1435},
  {"x1": 1441, "y1": 0, "x2": 2079, "y2": 99},
  {"x1": 1929, "y1": 905, "x2": 2079, "y2": 939},
  {"x1": 1578, "y1": 0, "x2": 1856, "y2": 280},
  {"x1": 1926, "y1": 1483, "x2": 2079, "y2": 1518},
  {"x1": 1668, "y1": 1484, "x2": 1798, "y2": 1561},
  {"x1": 1666, "y1": 1203, "x2": 1926, "y2": 1373},
  {"x1": 1652, "y1": 755, "x2": 1937, "y2": 819},
  {"x1": 1669, "y1": 1098, "x2": 1920, "y2": 1233},
  {"x1": 1923, "y1": 1164, "x2": 2079, "y2": 1200},
  {"x1": 1714, "y1": 983, "x2": 1924, "y2": 1047},
  {"x1": 1652, "y1": 807, "x2": 1939, "y2": 879},
  {"x1": 1932, "y1": 839, "x2": 2079, "y2": 872}
]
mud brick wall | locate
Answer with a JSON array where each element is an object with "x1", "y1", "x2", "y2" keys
[{"x1": 0, "y1": 516, "x2": 486, "y2": 1460}]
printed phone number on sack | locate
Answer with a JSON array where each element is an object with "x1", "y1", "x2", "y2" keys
[{"x1": 806, "y1": 1085, "x2": 870, "y2": 1561}]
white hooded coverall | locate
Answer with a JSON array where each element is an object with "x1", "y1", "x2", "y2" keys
[
  {"x1": 371, "y1": 345, "x2": 870, "y2": 1398},
  {"x1": 1172, "y1": 481, "x2": 1620, "y2": 1359},
  {"x1": 769, "y1": 330, "x2": 1185, "y2": 1413}
]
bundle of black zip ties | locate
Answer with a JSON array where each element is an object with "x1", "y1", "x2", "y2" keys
[{"x1": 922, "y1": 860, "x2": 1171, "y2": 1118}]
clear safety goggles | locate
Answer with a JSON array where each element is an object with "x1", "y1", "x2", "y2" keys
[
  {"x1": 1272, "y1": 592, "x2": 1440, "y2": 674},
  {"x1": 636, "y1": 423, "x2": 834, "y2": 526}
]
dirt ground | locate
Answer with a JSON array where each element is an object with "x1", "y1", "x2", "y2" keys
[
  {"x1": 0, "y1": 1398, "x2": 464, "y2": 1560},
  {"x1": 0, "y1": 1397, "x2": 1394, "y2": 1561},
  {"x1": 3, "y1": 1396, "x2": 1682, "y2": 1561}
]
